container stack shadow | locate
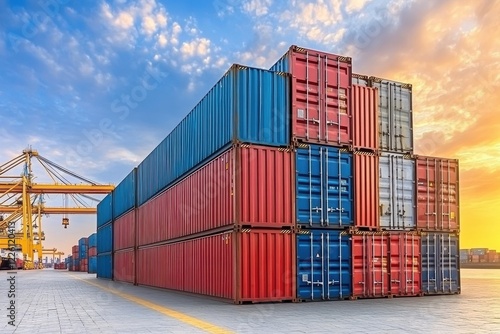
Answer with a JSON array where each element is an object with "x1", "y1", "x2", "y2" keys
[{"x1": 80, "y1": 45, "x2": 461, "y2": 303}]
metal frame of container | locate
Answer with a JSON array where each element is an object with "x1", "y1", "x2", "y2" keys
[
  {"x1": 296, "y1": 229, "x2": 351, "y2": 301},
  {"x1": 295, "y1": 143, "x2": 353, "y2": 229},
  {"x1": 421, "y1": 232, "x2": 460, "y2": 295},
  {"x1": 270, "y1": 45, "x2": 353, "y2": 148},
  {"x1": 353, "y1": 151, "x2": 379, "y2": 230},
  {"x1": 415, "y1": 155, "x2": 459, "y2": 232},
  {"x1": 137, "y1": 144, "x2": 295, "y2": 246},
  {"x1": 351, "y1": 231, "x2": 421, "y2": 298},
  {"x1": 379, "y1": 152, "x2": 416, "y2": 230}
]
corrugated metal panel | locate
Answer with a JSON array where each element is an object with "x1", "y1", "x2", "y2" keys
[
  {"x1": 421, "y1": 232, "x2": 460, "y2": 294},
  {"x1": 97, "y1": 223, "x2": 112, "y2": 254},
  {"x1": 296, "y1": 230, "x2": 351, "y2": 301},
  {"x1": 114, "y1": 210, "x2": 135, "y2": 250},
  {"x1": 137, "y1": 243, "x2": 184, "y2": 291},
  {"x1": 88, "y1": 233, "x2": 97, "y2": 248},
  {"x1": 137, "y1": 229, "x2": 295, "y2": 303},
  {"x1": 354, "y1": 152, "x2": 379, "y2": 229},
  {"x1": 270, "y1": 45, "x2": 352, "y2": 147},
  {"x1": 97, "y1": 193, "x2": 113, "y2": 228},
  {"x1": 352, "y1": 85, "x2": 378, "y2": 151},
  {"x1": 97, "y1": 252, "x2": 112, "y2": 279},
  {"x1": 352, "y1": 232, "x2": 420, "y2": 298},
  {"x1": 379, "y1": 153, "x2": 415, "y2": 229},
  {"x1": 369, "y1": 77, "x2": 413, "y2": 153},
  {"x1": 137, "y1": 65, "x2": 290, "y2": 205},
  {"x1": 137, "y1": 144, "x2": 293, "y2": 245},
  {"x1": 296, "y1": 144, "x2": 353, "y2": 228},
  {"x1": 416, "y1": 156, "x2": 459, "y2": 231},
  {"x1": 88, "y1": 256, "x2": 97, "y2": 273},
  {"x1": 114, "y1": 249, "x2": 135, "y2": 283},
  {"x1": 113, "y1": 168, "x2": 136, "y2": 219}
]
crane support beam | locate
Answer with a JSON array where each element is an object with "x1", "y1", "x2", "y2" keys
[
  {"x1": 0, "y1": 183, "x2": 114, "y2": 194},
  {"x1": 0, "y1": 206, "x2": 96, "y2": 214}
]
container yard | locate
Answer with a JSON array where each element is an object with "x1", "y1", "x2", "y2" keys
[
  {"x1": 6, "y1": 43, "x2": 494, "y2": 332},
  {"x1": 47, "y1": 45, "x2": 464, "y2": 306}
]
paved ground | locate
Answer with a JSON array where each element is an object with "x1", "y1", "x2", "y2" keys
[{"x1": 1, "y1": 269, "x2": 499, "y2": 333}]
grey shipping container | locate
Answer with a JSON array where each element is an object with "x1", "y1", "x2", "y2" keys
[{"x1": 379, "y1": 152, "x2": 415, "y2": 229}]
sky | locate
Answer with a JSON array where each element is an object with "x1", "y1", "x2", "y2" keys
[{"x1": 0, "y1": 0, "x2": 499, "y2": 257}]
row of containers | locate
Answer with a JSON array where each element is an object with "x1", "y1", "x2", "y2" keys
[
  {"x1": 95, "y1": 45, "x2": 460, "y2": 303},
  {"x1": 460, "y1": 248, "x2": 500, "y2": 263},
  {"x1": 66, "y1": 233, "x2": 97, "y2": 273}
]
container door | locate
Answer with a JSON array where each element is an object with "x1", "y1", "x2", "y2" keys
[
  {"x1": 373, "y1": 80, "x2": 413, "y2": 153},
  {"x1": 390, "y1": 233, "x2": 420, "y2": 296},
  {"x1": 416, "y1": 157, "x2": 439, "y2": 230},
  {"x1": 438, "y1": 233, "x2": 460, "y2": 293},
  {"x1": 290, "y1": 50, "x2": 351, "y2": 146},
  {"x1": 352, "y1": 233, "x2": 389, "y2": 298},
  {"x1": 325, "y1": 231, "x2": 351, "y2": 300},
  {"x1": 379, "y1": 153, "x2": 415, "y2": 229},
  {"x1": 297, "y1": 231, "x2": 351, "y2": 300},
  {"x1": 438, "y1": 160, "x2": 459, "y2": 231},
  {"x1": 323, "y1": 146, "x2": 353, "y2": 227},
  {"x1": 296, "y1": 145, "x2": 323, "y2": 226},
  {"x1": 296, "y1": 145, "x2": 353, "y2": 228},
  {"x1": 297, "y1": 231, "x2": 326, "y2": 300},
  {"x1": 422, "y1": 233, "x2": 438, "y2": 293}
]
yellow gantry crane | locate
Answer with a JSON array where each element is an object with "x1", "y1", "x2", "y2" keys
[{"x1": 0, "y1": 148, "x2": 114, "y2": 268}]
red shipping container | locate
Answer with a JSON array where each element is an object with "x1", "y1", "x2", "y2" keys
[
  {"x1": 114, "y1": 249, "x2": 135, "y2": 283},
  {"x1": 72, "y1": 245, "x2": 78, "y2": 254},
  {"x1": 353, "y1": 151, "x2": 379, "y2": 229},
  {"x1": 137, "y1": 228, "x2": 296, "y2": 304},
  {"x1": 274, "y1": 45, "x2": 352, "y2": 147},
  {"x1": 88, "y1": 247, "x2": 97, "y2": 257},
  {"x1": 416, "y1": 156, "x2": 459, "y2": 231},
  {"x1": 138, "y1": 144, "x2": 294, "y2": 246},
  {"x1": 114, "y1": 210, "x2": 135, "y2": 250},
  {"x1": 352, "y1": 232, "x2": 420, "y2": 298},
  {"x1": 352, "y1": 85, "x2": 378, "y2": 151}
]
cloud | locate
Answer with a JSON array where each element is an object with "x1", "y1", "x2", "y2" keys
[
  {"x1": 243, "y1": 0, "x2": 273, "y2": 16},
  {"x1": 115, "y1": 11, "x2": 134, "y2": 29},
  {"x1": 180, "y1": 37, "x2": 211, "y2": 58}
]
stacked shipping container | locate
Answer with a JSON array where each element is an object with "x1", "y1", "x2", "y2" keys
[{"x1": 94, "y1": 44, "x2": 460, "y2": 302}]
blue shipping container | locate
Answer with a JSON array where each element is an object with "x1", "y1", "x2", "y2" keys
[
  {"x1": 88, "y1": 233, "x2": 97, "y2": 248},
  {"x1": 97, "y1": 223, "x2": 113, "y2": 254},
  {"x1": 97, "y1": 253, "x2": 112, "y2": 279},
  {"x1": 97, "y1": 193, "x2": 113, "y2": 228},
  {"x1": 137, "y1": 64, "x2": 290, "y2": 205},
  {"x1": 88, "y1": 256, "x2": 97, "y2": 274},
  {"x1": 296, "y1": 144, "x2": 353, "y2": 227},
  {"x1": 297, "y1": 230, "x2": 351, "y2": 300},
  {"x1": 422, "y1": 232, "x2": 460, "y2": 294},
  {"x1": 113, "y1": 169, "x2": 136, "y2": 219}
]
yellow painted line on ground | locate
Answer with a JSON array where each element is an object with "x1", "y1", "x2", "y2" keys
[{"x1": 69, "y1": 274, "x2": 234, "y2": 334}]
